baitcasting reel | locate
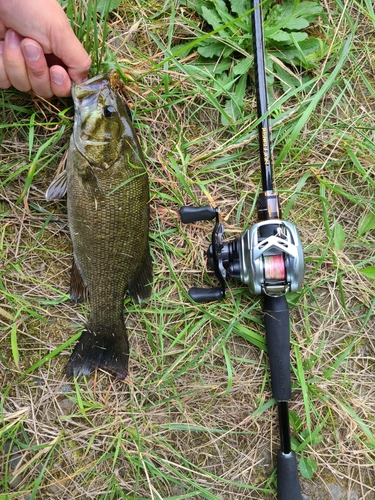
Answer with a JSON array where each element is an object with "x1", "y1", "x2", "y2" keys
[{"x1": 179, "y1": 201, "x2": 304, "y2": 302}]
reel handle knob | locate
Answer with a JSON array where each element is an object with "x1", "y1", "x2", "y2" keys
[
  {"x1": 180, "y1": 206, "x2": 217, "y2": 223},
  {"x1": 188, "y1": 287, "x2": 224, "y2": 302}
]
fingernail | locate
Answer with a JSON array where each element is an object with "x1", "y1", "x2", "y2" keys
[
  {"x1": 22, "y1": 42, "x2": 41, "y2": 62},
  {"x1": 6, "y1": 29, "x2": 21, "y2": 48},
  {"x1": 51, "y1": 67, "x2": 65, "y2": 85}
]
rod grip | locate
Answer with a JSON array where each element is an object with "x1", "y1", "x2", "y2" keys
[
  {"x1": 277, "y1": 451, "x2": 302, "y2": 500},
  {"x1": 263, "y1": 295, "x2": 291, "y2": 402},
  {"x1": 179, "y1": 206, "x2": 216, "y2": 223}
]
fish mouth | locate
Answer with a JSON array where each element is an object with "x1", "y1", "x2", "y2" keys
[{"x1": 72, "y1": 75, "x2": 109, "y2": 109}]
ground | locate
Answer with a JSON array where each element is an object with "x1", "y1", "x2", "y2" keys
[{"x1": 1, "y1": 1, "x2": 375, "y2": 499}]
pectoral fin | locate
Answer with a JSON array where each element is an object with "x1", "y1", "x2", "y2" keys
[{"x1": 45, "y1": 170, "x2": 67, "y2": 201}]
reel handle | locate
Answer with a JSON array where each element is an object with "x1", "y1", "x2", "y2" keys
[
  {"x1": 180, "y1": 206, "x2": 217, "y2": 224},
  {"x1": 263, "y1": 294, "x2": 291, "y2": 402},
  {"x1": 277, "y1": 451, "x2": 302, "y2": 500},
  {"x1": 189, "y1": 287, "x2": 224, "y2": 302}
]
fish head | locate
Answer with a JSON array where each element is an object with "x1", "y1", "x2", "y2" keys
[{"x1": 72, "y1": 74, "x2": 135, "y2": 167}]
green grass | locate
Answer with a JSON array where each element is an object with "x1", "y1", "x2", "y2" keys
[{"x1": 1, "y1": 0, "x2": 375, "y2": 498}]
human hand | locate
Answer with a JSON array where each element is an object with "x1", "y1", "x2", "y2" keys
[{"x1": 0, "y1": 0, "x2": 91, "y2": 98}]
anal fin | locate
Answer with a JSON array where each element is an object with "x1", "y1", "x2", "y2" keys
[
  {"x1": 129, "y1": 245, "x2": 153, "y2": 303},
  {"x1": 70, "y1": 258, "x2": 88, "y2": 304}
]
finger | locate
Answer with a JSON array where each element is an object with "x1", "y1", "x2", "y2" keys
[
  {"x1": 21, "y1": 39, "x2": 54, "y2": 98},
  {"x1": 50, "y1": 65, "x2": 72, "y2": 97},
  {"x1": 0, "y1": 20, "x2": 6, "y2": 39},
  {"x1": 49, "y1": 27, "x2": 91, "y2": 84},
  {"x1": 3, "y1": 29, "x2": 30, "y2": 92},
  {"x1": 0, "y1": 41, "x2": 11, "y2": 88},
  {"x1": 67, "y1": 52, "x2": 92, "y2": 84}
]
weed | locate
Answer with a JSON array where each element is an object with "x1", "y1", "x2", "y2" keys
[{"x1": 177, "y1": 0, "x2": 325, "y2": 122}]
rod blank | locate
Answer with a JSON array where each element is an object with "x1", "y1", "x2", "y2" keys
[{"x1": 252, "y1": 0, "x2": 273, "y2": 192}]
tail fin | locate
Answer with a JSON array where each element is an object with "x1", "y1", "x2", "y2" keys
[{"x1": 65, "y1": 323, "x2": 129, "y2": 379}]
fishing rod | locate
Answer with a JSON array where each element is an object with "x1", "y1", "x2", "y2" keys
[{"x1": 179, "y1": 0, "x2": 304, "y2": 498}]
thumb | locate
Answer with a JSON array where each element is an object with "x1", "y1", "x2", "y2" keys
[{"x1": 49, "y1": 22, "x2": 91, "y2": 83}]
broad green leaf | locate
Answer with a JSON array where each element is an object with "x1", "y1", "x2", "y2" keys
[
  {"x1": 289, "y1": 410, "x2": 302, "y2": 433},
  {"x1": 292, "y1": 1, "x2": 323, "y2": 22},
  {"x1": 96, "y1": 0, "x2": 121, "y2": 15},
  {"x1": 232, "y1": 57, "x2": 253, "y2": 76},
  {"x1": 221, "y1": 75, "x2": 247, "y2": 116},
  {"x1": 201, "y1": 6, "x2": 225, "y2": 30},
  {"x1": 213, "y1": 72, "x2": 234, "y2": 92},
  {"x1": 213, "y1": 0, "x2": 240, "y2": 30},
  {"x1": 222, "y1": 104, "x2": 237, "y2": 124},
  {"x1": 186, "y1": 0, "x2": 206, "y2": 16},
  {"x1": 359, "y1": 266, "x2": 375, "y2": 279},
  {"x1": 300, "y1": 430, "x2": 324, "y2": 446},
  {"x1": 358, "y1": 212, "x2": 375, "y2": 236},
  {"x1": 333, "y1": 223, "x2": 345, "y2": 250},
  {"x1": 206, "y1": 59, "x2": 232, "y2": 74},
  {"x1": 274, "y1": 64, "x2": 301, "y2": 91},
  {"x1": 267, "y1": 31, "x2": 308, "y2": 44},
  {"x1": 213, "y1": 0, "x2": 229, "y2": 17},
  {"x1": 274, "y1": 38, "x2": 321, "y2": 65},
  {"x1": 234, "y1": 73, "x2": 248, "y2": 104},
  {"x1": 189, "y1": 59, "x2": 232, "y2": 77},
  {"x1": 229, "y1": 0, "x2": 248, "y2": 16},
  {"x1": 222, "y1": 92, "x2": 244, "y2": 124},
  {"x1": 266, "y1": 1, "x2": 322, "y2": 32},
  {"x1": 284, "y1": 17, "x2": 310, "y2": 30},
  {"x1": 265, "y1": 28, "x2": 291, "y2": 42},
  {"x1": 197, "y1": 39, "x2": 227, "y2": 58},
  {"x1": 170, "y1": 43, "x2": 192, "y2": 59},
  {"x1": 299, "y1": 455, "x2": 318, "y2": 480}
]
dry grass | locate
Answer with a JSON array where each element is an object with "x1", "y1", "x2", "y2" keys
[{"x1": 1, "y1": 1, "x2": 375, "y2": 499}]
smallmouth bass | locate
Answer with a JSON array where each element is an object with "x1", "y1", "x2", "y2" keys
[{"x1": 46, "y1": 74, "x2": 152, "y2": 379}]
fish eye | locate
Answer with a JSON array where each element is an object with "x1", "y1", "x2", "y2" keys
[{"x1": 103, "y1": 105, "x2": 116, "y2": 119}]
